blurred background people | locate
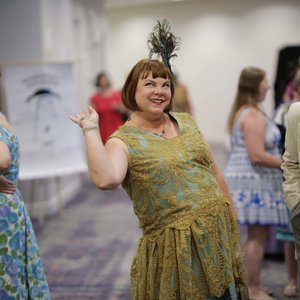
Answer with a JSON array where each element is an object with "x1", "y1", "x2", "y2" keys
[
  {"x1": 273, "y1": 68, "x2": 300, "y2": 298},
  {"x1": 0, "y1": 103, "x2": 51, "y2": 299},
  {"x1": 274, "y1": 68, "x2": 300, "y2": 145},
  {"x1": 172, "y1": 73, "x2": 192, "y2": 114},
  {"x1": 224, "y1": 67, "x2": 288, "y2": 300},
  {"x1": 90, "y1": 71, "x2": 127, "y2": 144},
  {"x1": 273, "y1": 46, "x2": 300, "y2": 108},
  {"x1": 281, "y1": 66, "x2": 300, "y2": 103}
]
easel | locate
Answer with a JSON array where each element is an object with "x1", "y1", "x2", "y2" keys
[
  {"x1": 19, "y1": 164, "x2": 87, "y2": 224},
  {"x1": 0, "y1": 61, "x2": 87, "y2": 225}
]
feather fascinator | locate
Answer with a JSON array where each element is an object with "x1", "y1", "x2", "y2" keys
[{"x1": 147, "y1": 19, "x2": 181, "y2": 73}]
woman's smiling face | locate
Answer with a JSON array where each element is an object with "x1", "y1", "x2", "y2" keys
[{"x1": 135, "y1": 72, "x2": 171, "y2": 114}]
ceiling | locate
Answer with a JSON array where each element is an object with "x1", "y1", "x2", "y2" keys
[{"x1": 105, "y1": 0, "x2": 193, "y2": 10}]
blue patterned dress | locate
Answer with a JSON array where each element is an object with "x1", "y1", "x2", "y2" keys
[
  {"x1": 0, "y1": 126, "x2": 51, "y2": 300},
  {"x1": 224, "y1": 108, "x2": 288, "y2": 227}
]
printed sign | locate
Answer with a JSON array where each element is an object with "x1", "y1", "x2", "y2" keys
[{"x1": 2, "y1": 63, "x2": 87, "y2": 179}]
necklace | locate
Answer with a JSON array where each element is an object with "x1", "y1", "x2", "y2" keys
[{"x1": 127, "y1": 114, "x2": 166, "y2": 138}]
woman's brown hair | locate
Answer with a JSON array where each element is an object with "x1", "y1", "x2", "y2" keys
[
  {"x1": 94, "y1": 71, "x2": 111, "y2": 88},
  {"x1": 227, "y1": 66, "x2": 266, "y2": 133},
  {"x1": 121, "y1": 59, "x2": 175, "y2": 112}
]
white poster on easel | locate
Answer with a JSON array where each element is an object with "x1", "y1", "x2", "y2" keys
[{"x1": 1, "y1": 62, "x2": 87, "y2": 180}]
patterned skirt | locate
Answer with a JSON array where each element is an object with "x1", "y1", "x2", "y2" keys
[
  {"x1": 130, "y1": 200, "x2": 249, "y2": 299},
  {"x1": 225, "y1": 154, "x2": 289, "y2": 227},
  {"x1": 0, "y1": 190, "x2": 51, "y2": 299}
]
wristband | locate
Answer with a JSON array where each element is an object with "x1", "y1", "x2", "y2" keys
[
  {"x1": 82, "y1": 125, "x2": 99, "y2": 135},
  {"x1": 80, "y1": 117, "x2": 98, "y2": 126}
]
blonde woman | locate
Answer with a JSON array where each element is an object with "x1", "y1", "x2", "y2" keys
[{"x1": 224, "y1": 67, "x2": 288, "y2": 300}]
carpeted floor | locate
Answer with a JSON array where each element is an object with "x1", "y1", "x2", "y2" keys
[{"x1": 34, "y1": 181, "x2": 140, "y2": 300}]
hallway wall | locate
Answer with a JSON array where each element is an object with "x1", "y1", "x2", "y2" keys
[
  {"x1": 0, "y1": 0, "x2": 43, "y2": 62},
  {"x1": 0, "y1": 0, "x2": 107, "y2": 217}
]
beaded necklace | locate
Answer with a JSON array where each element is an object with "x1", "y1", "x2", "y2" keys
[{"x1": 127, "y1": 114, "x2": 166, "y2": 138}]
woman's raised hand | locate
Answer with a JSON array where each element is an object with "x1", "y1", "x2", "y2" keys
[{"x1": 70, "y1": 106, "x2": 99, "y2": 128}]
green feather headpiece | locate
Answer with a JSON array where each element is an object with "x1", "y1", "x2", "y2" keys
[{"x1": 147, "y1": 19, "x2": 181, "y2": 73}]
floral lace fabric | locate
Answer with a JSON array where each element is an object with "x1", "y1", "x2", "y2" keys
[{"x1": 111, "y1": 113, "x2": 248, "y2": 300}]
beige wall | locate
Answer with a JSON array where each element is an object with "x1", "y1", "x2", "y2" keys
[
  {"x1": 107, "y1": 0, "x2": 300, "y2": 146},
  {"x1": 0, "y1": 0, "x2": 107, "y2": 217}
]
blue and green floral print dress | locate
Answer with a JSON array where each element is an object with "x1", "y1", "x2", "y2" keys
[{"x1": 0, "y1": 126, "x2": 51, "y2": 300}]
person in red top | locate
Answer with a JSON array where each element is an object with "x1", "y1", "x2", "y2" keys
[{"x1": 90, "y1": 72, "x2": 126, "y2": 143}]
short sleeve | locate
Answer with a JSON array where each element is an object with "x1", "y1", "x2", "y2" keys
[{"x1": 0, "y1": 127, "x2": 10, "y2": 145}]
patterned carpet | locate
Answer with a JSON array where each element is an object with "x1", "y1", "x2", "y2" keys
[
  {"x1": 32, "y1": 175, "x2": 294, "y2": 300},
  {"x1": 33, "y1": 179, "x2": 140, "y2": 300}
]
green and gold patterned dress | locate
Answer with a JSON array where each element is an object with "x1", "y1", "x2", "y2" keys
[{"x1": 111, "y1": 112, "x2": 248, "y2": 300}]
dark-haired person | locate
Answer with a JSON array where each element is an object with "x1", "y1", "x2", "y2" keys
[
  {"x1": 70, "y1": 58, "x2": 248, "y2": 299},
  {"x1": 224, "y1": 67, "x2": 288, "y2": 300},
  {"x1": 0, "y1": 109, "x2": 51, "y2": 299},
  {"x1": 90, "y1": 71, "x2": 126, "y2": 143}
]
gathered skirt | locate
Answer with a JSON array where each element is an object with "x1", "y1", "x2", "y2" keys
[
  {"x1": 130, "y1": 201, "x2": 249, "y2": 300},
  {"x1": 0, "y1": 191, "x2": 51, "y2": 300},
  {"x1": 225, "y1": 153, "x2": 289, "y2": 227}
]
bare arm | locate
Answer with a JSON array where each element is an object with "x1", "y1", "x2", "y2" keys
[
  {"x1": 0, "y1": 141, "x2": 11, "y2": 172},
  {"x1": 241, "y1": 109, "x2": 282, "y2": 168},
  {"x1": 282, "y1": 102, "x2": 300, "y2": 211},
  {"x1": 0, "y1": 141, "x2": 16, "y2": 194},
  {"x1": 70, "y1": 106, "x2": 128, "y2": 190}
]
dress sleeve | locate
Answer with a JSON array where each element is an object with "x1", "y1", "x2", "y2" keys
[
  {"x1": 282, "y1": 102, "x2": 300, "y2": 211},
  {"x1": 0, "y1": 128, "x2": 10, "y2": 145}
]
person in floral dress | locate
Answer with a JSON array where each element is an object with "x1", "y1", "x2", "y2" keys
[{"x1": 0, "y1": 108, "x2": 51, "y2": 300}]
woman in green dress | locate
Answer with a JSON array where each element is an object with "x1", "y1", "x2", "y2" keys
[{"x1": 70, "y1": 56, "x2": 248, "y2": 299}]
